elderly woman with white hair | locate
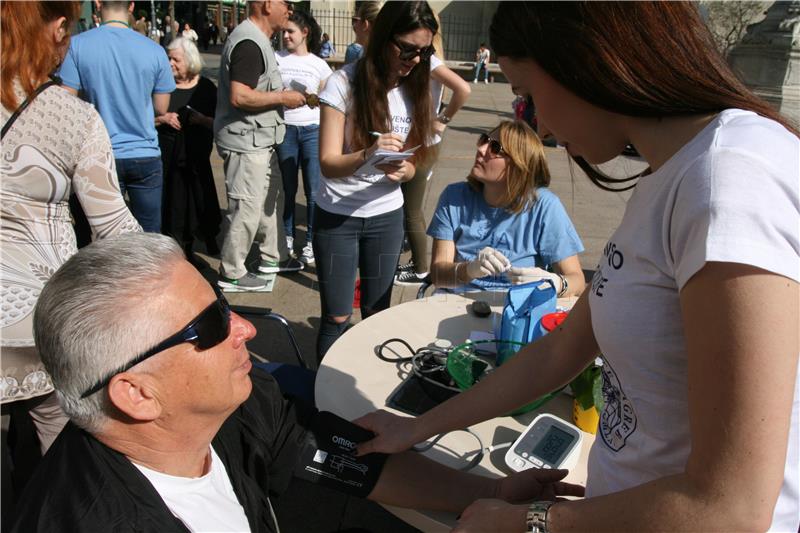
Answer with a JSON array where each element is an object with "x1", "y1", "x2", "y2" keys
[{"x1": 156, "y1": 36, "x2": 221, "y2": 263}]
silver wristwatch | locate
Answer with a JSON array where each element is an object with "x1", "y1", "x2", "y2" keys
[
  {"x1": 526, "y1": 501, "x2": 555, "y2": 533},
  {"x1": 436, "y1": 111, "x2": 452, "y2": 124}
]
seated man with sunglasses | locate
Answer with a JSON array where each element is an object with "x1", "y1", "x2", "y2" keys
[
  {"x1": 12, "y1": 233, "x2": 581, "y2": 532},
  {"x1": 427, "y1": 120, "x2": 585, "y2": 298}
]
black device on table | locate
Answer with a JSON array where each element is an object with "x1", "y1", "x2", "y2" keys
[
  {"x1": 386, "y1": 374, "x2": 459, "y2": 416},
  {"x1": 471, "y1": 300, "x2": 492, "y2": 318}
]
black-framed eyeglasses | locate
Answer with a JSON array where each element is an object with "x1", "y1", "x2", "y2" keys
[
  {"x1": 80, "y1": 285, "x2": 232, "y2": 398},
  {"x1": 391, "y1": 37, "x2": 435, "y2": 61},
  {"x1": 477, "y1": 132, "x2": 505, "y2": 157}
]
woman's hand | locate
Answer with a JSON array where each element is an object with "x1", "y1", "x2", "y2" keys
[
  {"x1": 509, "y1": 266, "x2": 562, "y2": 292},
  {"x1": 453, "y1": 500, "x2": 527, "y2": 533},
  {"x1": 495, "y1": 467, "x2": 584, "y2": 503},
  {"x1": 377, "y1": 160, "x2": 414, "y2": 183},
  {"x1": 353, "y1": 409, "x2": 423, "y2": 456},
  {"x1": 158, "y1": 112, "x2": 181, "y2": 130},
  {"x1": 433, "y1": 120, "x2": 447, "y2": 136},
  {"x1": 466, "y1": 247, "x2": 511, "y2": 279},
  {"x1": 456, "y1": 467, "x2": 584, "y2": 533},
  {"x1": 366, "y1": 132, "x2": 405, "y2": 159}
]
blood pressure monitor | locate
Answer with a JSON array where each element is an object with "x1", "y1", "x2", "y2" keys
[{"x1": 505, "y1": 413, "x2": 583, "y2": 471}]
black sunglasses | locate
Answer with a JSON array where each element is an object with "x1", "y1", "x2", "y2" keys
[
  {"x1": 391, "y1": 37, "x2": 435, "y2": 61},
  {"x1": 477, "y1": 132, "x2": 505, "y2": 157},
  {"x1": 80, "y1": 285, "x2": 232, "y2": 398}
]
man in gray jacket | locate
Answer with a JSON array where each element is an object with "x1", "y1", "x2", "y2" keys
[{"x1": 215, "y1": 0, "x2": 306, "y2": 291}]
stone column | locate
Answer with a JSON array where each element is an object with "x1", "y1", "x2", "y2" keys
[{"x1": 728, "y1": 0, "x2": 800, "y2": 126}]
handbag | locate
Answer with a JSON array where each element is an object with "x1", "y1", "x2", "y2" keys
[{"x1": 495, "y1": 280, "x2": 557, "y2": 365}]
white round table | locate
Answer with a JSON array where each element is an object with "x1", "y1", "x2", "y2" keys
[{"x1": 315, "y1": 293, "x2": 593, "y2": 532}]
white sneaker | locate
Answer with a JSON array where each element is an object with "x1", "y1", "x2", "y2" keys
[
  {"x1": 300, "y1": 243, "x2": 315, "y2": 266},
  {"x1": 258, "y1": 257, "x2": 304, "y2": 274},
  {"x1": 473, "y1": 79, "x2": 478, "y2": 83},
  {"x1": 217, "y1": 272, "x2": 268, "y2": 292},
  {"x1": 394, "y1": 270, "x2": 429, "y2": 286},
  {"x1": 484, "y1": 79, "x2": 489, "y2": 84}
]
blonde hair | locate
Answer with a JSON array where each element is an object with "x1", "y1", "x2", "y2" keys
[
  {"x1": 167, "y1": 37, "x2": 204, "y2": 76},
  {"x1": 432, "y1": 8, "x2": 444, "y2": 61},
  {"x1": 356, "y1": 1, "x2": 381, "y2": 23},
  {"x1": 467, "y1": 120, "x2": 551, "y2": 214}
]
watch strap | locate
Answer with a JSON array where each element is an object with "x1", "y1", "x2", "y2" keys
[
  {"x1": 526, "y1": 501, "x2": 554, "y2": 533},
  {"x1": 556, "y1": 273, "x2": 568, "y2": 297}
]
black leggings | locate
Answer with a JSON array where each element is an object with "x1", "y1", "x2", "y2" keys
[{"x1": 313, "y1": 206, "x2": 404, "y2": 361}]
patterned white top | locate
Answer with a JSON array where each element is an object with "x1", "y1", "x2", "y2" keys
[{"x1": 1, "y1": 81, "x2": 141, "y2": 403}]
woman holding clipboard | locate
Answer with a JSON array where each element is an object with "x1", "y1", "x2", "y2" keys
[{"x1": 316, "y1": 1, "x2": 438, "y2": 361}]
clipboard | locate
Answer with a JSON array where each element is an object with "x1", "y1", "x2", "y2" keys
[{"x1": 354, "y1": 145, "x2": 420, "y2": 176}]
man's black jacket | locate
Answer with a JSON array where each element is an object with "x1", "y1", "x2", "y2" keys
[{"x1": 12, "y1": 369, "x2": 316, "y2": 532}]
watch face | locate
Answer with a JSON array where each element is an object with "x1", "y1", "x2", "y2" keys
[{"x1": 306, "y1": 94, "x2": 320, "y2": 108}]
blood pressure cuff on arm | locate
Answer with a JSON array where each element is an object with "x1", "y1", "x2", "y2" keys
[{"x1": 293, "y1": 411, "x2": 388, "y2": 498}]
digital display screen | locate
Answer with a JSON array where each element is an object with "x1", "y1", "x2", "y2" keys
[{"x1": 532, "y1": 426, "x2": 574, "y2": 464}]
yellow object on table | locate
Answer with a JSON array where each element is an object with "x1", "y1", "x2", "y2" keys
[{"x1": 573, "y1": 399, "x2": 599, "y2": 434}]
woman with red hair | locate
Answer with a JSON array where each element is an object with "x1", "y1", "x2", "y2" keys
[{"x1": 1, "y1": 1, "x2": 139, "y2": 459}]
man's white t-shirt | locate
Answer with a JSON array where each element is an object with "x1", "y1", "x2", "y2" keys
[
  {"x1": 134, "y1": 446, "x2": 251, "y2": 532},
  {"x1": 318, "y1": 63, "x2": 414, "y2": 217},
  {"x1": 587, "y1": 109, "x2": 799, "y2": 532},
  {"x1": 276, "y1": 50, "x2": 333, "y2": 126}
]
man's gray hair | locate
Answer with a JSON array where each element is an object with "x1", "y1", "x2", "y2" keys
[
  {"x1": 167, "y1": 37, "x2": 204, "y2": 76},
  {"x1": 33, "y1": 233, "x2": 185, "y2": 433}
]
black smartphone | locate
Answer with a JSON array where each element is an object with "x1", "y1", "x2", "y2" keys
[{"x1": 385, "y1": 374, "x2": 459, "y2": 417}]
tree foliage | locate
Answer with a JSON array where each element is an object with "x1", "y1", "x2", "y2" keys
[{"x1": 702, "y1": 1, "x2": 770, "y2": 56}]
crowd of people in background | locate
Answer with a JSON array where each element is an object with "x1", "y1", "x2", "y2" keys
[
  {"x1": 74, "y1": 6, "x2": 226, "y2": 49},
  {"x1": 3, "y1": 1, "x2": 798, "y2": 532}
]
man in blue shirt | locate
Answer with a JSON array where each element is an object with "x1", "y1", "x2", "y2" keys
[{"x1": 59, "y1": 1, "x2": 175, "y2": 233}]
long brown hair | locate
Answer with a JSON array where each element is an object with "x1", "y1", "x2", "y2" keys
[
  {"x1": 489, "y1": 1, "x2": 798, "y2": 191},
  {"x1": 350, "y1": 1, "x2": 438, "y2": 167},
  {"x1": 467, "y1": 120, "x2": 550, "y2": 214},
  {"x1": 1, "y1": 1, "x2": 80, "y2": 110}
]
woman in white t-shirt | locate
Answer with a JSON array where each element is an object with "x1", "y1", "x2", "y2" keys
[
  {"x1": 395, "y1": 16, "x2": 473, "y2": 286},
  {"x1": 354, "y1": 3, "x2": 800, "y2": 532},
  {"x1": 316, "y1": 1, "x2": 439, "y2": 360},
  {"x1": 276, "y1": 10, "x2": 332, "y2": 266}
]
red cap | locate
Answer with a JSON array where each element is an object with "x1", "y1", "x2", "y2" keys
[{"x1": 541, "y1": 311, "x2": 569, "y2": 332}]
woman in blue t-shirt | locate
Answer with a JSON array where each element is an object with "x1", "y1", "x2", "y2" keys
[{"x1": 427, "y1": 120, "x2": 585, "y2": 296}]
